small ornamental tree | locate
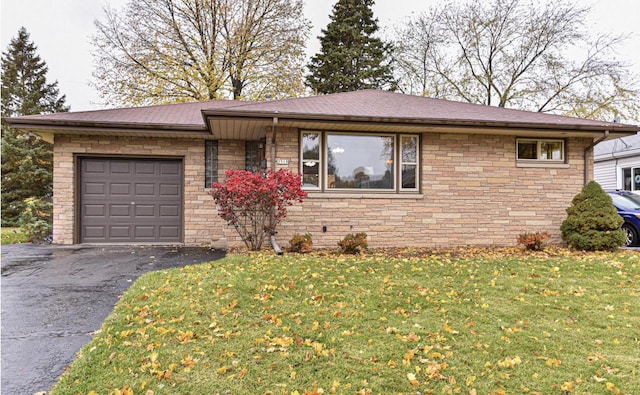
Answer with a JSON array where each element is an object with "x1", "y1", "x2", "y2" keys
[
  {"x1": 210, "y1": 169, "x2": 307, "y2": 251},
  {"x1": 560, "y1": 181, "x2": 625, "y2": 251}
]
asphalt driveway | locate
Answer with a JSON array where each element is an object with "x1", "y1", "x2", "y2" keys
[{"x1": 1, "y1": 243, "x2": 225, "y2": 395}]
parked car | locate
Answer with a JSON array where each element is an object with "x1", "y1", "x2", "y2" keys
[{"x1": 607, "y1": 191, "x2": 640, "y2": 247}]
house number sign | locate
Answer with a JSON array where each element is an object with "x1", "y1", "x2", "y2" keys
[{"x1": 277, "y1": 159, "x2": 289, "y2": 165}]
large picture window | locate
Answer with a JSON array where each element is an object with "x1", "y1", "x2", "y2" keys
[
  {"x1": 301, "y1": 131, "x2": 419, "y2": 192},
  {"x1": 517, "y1": 138, "x2": 565, "y2": 162}
]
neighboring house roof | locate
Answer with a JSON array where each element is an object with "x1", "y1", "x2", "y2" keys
[
  {"x1": 4, "y1": 90, "x2": 639, "y2": 140},
  {"x1": 594, "y1": 133, "x2": 640, "y2": 162}
]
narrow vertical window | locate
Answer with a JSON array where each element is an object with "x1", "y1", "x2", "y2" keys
[
  {"x1": 400, "y1": 135, "x2": 418, "y2": 190},
  {"x1": 246, "y1": 139, "x2": 266, "y2": 172},
  {"x1": 301, "y1": 132, "x2": 321, "y2": 189},
  {"x1": 205, "y1": 140, "x2": 218, "y2": 187}
]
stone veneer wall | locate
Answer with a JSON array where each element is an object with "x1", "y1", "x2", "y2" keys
[
  {"x1": 268, "y1": 130, "x2": 593, "y2": 248},
  {"x1": 53, "y1": 131, "x2": 593, "y2": 248}
]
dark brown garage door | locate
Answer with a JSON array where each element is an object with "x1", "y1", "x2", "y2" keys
[{"x1": 80, "y1": 157, "x2": 183, "y2": 243}]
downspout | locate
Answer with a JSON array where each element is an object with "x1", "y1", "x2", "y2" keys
[
  {"x1": 269, "y1": 116, "x2": 283, "y2": 255},
  {"x1": 584, "y1": 130, "x2": 609, "y2": 185}
]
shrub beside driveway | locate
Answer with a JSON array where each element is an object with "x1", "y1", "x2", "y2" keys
[{"x1": 50, "y1": 248, "x2": 640, "y2": 395}]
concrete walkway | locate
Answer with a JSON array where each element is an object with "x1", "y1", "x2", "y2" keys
[{"x1": 1, "y1": 243, "x2": 225, "y2": 395}]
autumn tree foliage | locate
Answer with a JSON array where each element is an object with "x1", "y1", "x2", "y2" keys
[
  {"x1": 560, "y1": 181, "x2": 625, "y2": 251},
  {"x1": 393, "y1": 0, "x2": 639, "y2": 122},
  {"x1": 210, "y1": 169, "x2": 307, "y2": 250},
  {"x1": 1, "y1": 27, "x2": 68, "y2": 228},
  {"x1": 92, "y1": 0, "x2": 310, "y2": 105},
  {"x1": 306, "y1": 0, "x2": 396, "y2": 94}
]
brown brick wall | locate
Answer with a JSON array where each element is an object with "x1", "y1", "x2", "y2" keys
[{"x1": 52, "y1": 131, "x2": 593, "y2": 249}]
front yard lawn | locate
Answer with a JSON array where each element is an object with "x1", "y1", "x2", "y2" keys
[
  {"x1": 1, "y1": 227, "x2": 29, "y2": 244},
  {"x1": 51, "y1": 248, "x2": 639, "y2": 395}
]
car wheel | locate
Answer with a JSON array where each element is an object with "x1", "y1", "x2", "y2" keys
[{"x1": 622, "y1": 223, "x2": 639, "y2": 247}]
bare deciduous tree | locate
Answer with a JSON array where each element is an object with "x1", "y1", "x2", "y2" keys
[
  {"x1": 92, "y1": 0, "x2": 310, "y2": 105},
  {"x1": 394, "y1": 0, "x2": 639, "y2": 121}
]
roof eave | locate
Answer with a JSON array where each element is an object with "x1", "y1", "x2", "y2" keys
[
  {"x1": 202, "y1": 110, "x2": 638, "y2": 139},
  {"x1": 4, "y1": 119, "x2": 211, "y2": 140}
]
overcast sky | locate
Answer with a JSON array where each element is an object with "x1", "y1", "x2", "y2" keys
[{"x1": 1, "y1": 0, "x2": 639, "y2": 114}]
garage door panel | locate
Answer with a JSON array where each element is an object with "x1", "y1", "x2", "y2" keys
[
  {"x1": 159, "y1": 184, "x2": 179, "y2": 196},
  {"x1": 110, "y1": 161, "x2": 131, "y2": 174},
  {"x1": 134, "y1": 226, "x2": 155, "y2": 238},
  {"x1": 84, "y1": 183, "x2": 106, "y2": 196},
  {"x1": 159, "y1": 226, "x2": 180, "y2": 238},
  {"x1": 83, "y1": 226, "x2": 105, "y2": 239},
  {"x1": 84, "y1": 204, "x2": 106, "y2": 217},
  {"x1": 109, "y1": 226, "x2": 131, "y2": 238},
  {"x1": 110, "y1": 183, "x2": 131, "y2": 195},
  {"x1": 80, "y1": 158, "x2": 182, "y2": 243},
  {"x1": 110, "y1": 204, "x2": 131, "y2": 217},
  {"x1": 135, "y1": 162, "x2": 156, "y2": 174},
  {"x1": 159, "y1": 205, "x2": 179, "y2": 217},
  {"x1": 160, "y1": 162, "x2": 180, "y2": 174},
  {"x1": 85, "y1": 161, "x2": 105, "y2": 173},
  {"x1": 135, "y1": 183, "x2": 155, "y2": 195},
  {"x1": 134, "y1": 205, "x2": 155, "y2": 217}
]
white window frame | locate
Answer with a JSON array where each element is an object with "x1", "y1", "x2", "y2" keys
[
  {"x1": 516, "y1": 138, "x2": 565, "y2": 162},
  {"x1": 300, "y1": 132, "x2": 322, "y2": 190},
  {"x1": 399, "y1": 134, "x2": 419, "y2": 191},
  {"x1": 300, "y1": 130, "x2": 420, "y2": 193},
  {"x1": 620, "y1": 166, "x2": 640, "y2": 191}
]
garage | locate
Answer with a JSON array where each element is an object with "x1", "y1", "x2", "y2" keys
[{"x1": 79, "y1": 157, "x2": 183, "y2": 243}]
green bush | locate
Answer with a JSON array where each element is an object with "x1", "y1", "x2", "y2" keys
[
  {"x1": 560, "y1": 181, "x2": 625, "y2": 251},
  {"x1": 288, "y1": 233, "x2": 313, "y2": 253},
  {"x1": 18, "y1": 197, "x2": 52, "y2": 242},
  {"x1": 338, "y1": 232, "x2": 368, "y2": 254}
]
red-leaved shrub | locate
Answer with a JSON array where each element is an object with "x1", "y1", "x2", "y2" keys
[
  {"x1": 211, "y1": 169, "x2": 307, "y2": 250},
  {"x1": 517, "y1": 231, "x2": 550, "y2": 251}
]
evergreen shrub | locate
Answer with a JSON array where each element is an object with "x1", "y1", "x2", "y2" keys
[{"x1": 560, "y1": 181, "x2": 625, "y2": 251}]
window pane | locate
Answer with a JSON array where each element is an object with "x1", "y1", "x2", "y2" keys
[
  {"x1": 541, "y1": 141, "x2": 563, "y2": 160},
  {"x1": 401, "y1": 164, "x2": 416, "y2": 189},
  {"x1": 623, "y1": 168, "x2": 632, "y2": 190},
  {"x1": 302, "y1": 161, "x2": 320, "y2": 188},
  {"x1": 204, "y1": 140, "x2": 218, "y2": 188},
  {"x1": 401, "y1": 136, "x2": 417, "y2": 163},
  {"x1": 634, "y1": 168, "x2": 640, "y2": 191},
  {"x1": 302, "y1": 133, "x2": 320, "y2": 160},
  {"x1": 327, "y1": 134, "x2": 394, "y2": 189},
  {"x1": 517, "y1": 141, "x2": 537, "y2": 159}
]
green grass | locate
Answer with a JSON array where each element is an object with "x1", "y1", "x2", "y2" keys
[
  {"x1": 50, "y1": 248, "x2": 640, "y2": 395},
  {"x1": 1, "y1": 227, "x2": 29, "y2": 244}
]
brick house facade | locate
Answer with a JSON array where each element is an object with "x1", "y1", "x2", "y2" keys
[{"x1": 6, "y1": 90, "x2": 638, "y2": 248}]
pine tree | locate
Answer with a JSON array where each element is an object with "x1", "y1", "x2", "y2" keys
[
  {"x1": 560, "y1": 181, "x2": 626, "y2": 251},
  {"x1": 1, "y1": 27, "x2": 69, "y2": 228},
  {"x1": 306, "y1": 0, "x2": 396, "y2": 94}
]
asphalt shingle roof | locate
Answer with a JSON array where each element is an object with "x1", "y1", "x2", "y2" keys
[{"x1": 5, "y1": 90, "x2": 638, "y2": 134}]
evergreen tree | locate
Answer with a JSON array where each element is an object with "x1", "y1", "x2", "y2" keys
[
  {"x1": 306, "y1": 0, "x2": 396, "y2": 94},
  {"x1": 1, "y1": 27, "x2": 69, "y2": 227},
  {"x1": 560, "y1": 181, "x2": 626, "y2": 251}
]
